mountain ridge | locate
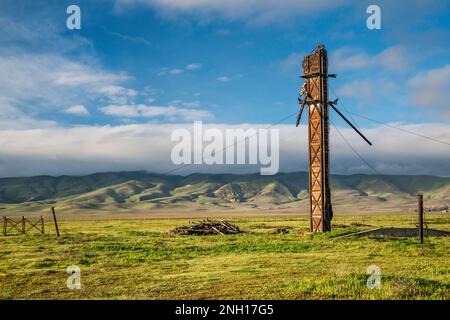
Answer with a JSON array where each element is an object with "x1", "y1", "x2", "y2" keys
[{"x1": 0, "y1": 171, "x2": 449, "y2": 213}]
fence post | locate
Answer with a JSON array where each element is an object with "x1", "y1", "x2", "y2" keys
[
  {"x1": 417, "y1": 194, "x2": 424, "y2": 243},
  {"x1": 2, "y1": 216, "x2": 6, "y2": 236},
  {"x1": 21, "y1": 216, "x2": 25, "y2": 234},
  {"x1": 40, "y1": 216, "x2": 45, "y2": 234},
  {"x1": 51, "y1": 207, "x2": 60, "y2": 237}
]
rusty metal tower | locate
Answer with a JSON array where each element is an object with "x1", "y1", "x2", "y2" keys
[{"x1": 296, "y1": 44, "x2": 372, "y2": 232}]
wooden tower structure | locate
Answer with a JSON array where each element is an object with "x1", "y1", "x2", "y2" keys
[{"x1": 296, "y1": 44, "x2": 372, "y2": 232}]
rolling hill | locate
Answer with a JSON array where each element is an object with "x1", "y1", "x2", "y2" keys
[{"x1": 0, "y1": 171, "x2": 448, "y2": 216}]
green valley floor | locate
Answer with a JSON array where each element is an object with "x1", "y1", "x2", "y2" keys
[{"x1": 0, "y1": 214, "x2": 449, "y2": 299}]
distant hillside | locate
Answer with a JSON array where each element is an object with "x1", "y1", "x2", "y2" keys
[{"x1": 0, "y1": 171, "x2": 449, "y2": 215}]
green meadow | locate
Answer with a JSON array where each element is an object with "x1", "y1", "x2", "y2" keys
[{"x1": 0, "y1": 214, "x2": 449, "y2": 300}]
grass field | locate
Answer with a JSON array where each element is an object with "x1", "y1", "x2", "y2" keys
[{"x1": 0, "y1": 214, "x2": 449, "y2": 300}]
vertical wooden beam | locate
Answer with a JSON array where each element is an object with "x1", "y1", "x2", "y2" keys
[
  {"x1": 40, "y1": 216, "x2": 45, "y2": 234},
  {"x1": 417, "y1": 194, "x2": 424, "y2": 243},
  {"x1": 302, "y1": 44, "x2": 333, "y2": 232},
  {"x1": 21, "y1": 216, "x2": 25, "y2": 234},
  {"x1": 51, "y1": 207, "x2": 60, "y2": 237}
]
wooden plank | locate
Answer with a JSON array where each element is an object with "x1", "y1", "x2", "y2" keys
[
  {"x1": 6, "y1": 218, "x2": 22, "y2": 233},
  {"x1": 51, "y1": 207, "x2": 60, "y2": 237},
  {"x1": 211, "y1": 226, "x2": 224, "y2": 235}
]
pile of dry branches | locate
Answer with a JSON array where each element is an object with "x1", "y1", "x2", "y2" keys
[{"x1": 171, "y1": 219, "x2": 241, "y2": 235}]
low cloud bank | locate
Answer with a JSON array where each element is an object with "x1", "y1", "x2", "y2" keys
[{"x1": 0, "y1": 122, "x2": 449, "y2": 177}]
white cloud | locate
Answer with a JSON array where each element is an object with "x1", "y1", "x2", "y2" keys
[
  {"x1": 330, "y1": 45, "x2": 418, "y2": 109},
  {"x1": 100, "y1": 105, "x2": 140, "y2": 117},
  {"x1": 216, "y1": 74, "x2": 244, "y2": 82},
  {"x1": 0, "y1": 16, "x2": 92, "y2": 54},
  {"x1": 94, "y1": 85, "x2": 138, "y2": 104},
  {"x1": 181, "y1": 101, "x2": 201, "y2": 108},
  {"x1": 170, "y1": 100, "x2": 201, "y2": 108},
  {"x1": 186, "y1": 63, "x2": 202, "y2": 70},
  {"x1": 169, "y1": 68, "x2": 184, "y2": 75},
  {"x1": 109, "y1": 31, "x2": 152, "y2": 46},
  {"x1": 49, "y1": 67, "x2": 128, "y2": 87},
  {"x1": 159, "y1": 64, "x2": 202, "y2": 76},
  {"x1": 157, "y1": 68, "x2": 169, "y2": 76},
  {"x1": 408, "y1": 64, "x2": 450, "y2": 118},
  {"x1": 0, "y1": 97, "x2": 57, "y2": 130},
  {"x1": 217, "y1": 76, "x2": 231, "y2": 82},
  {"x1": 93, "y1": 85, "x2": 137, "y2": 97},
  {"x1": 330, "y1": 45, "x2": 412, "y2": 73},
  {"x1": 0, "y1": 15, "x2": 140, "y2": 128},
  {"x1": 0, "y1": 52, "x2": 138, "y2": 128},
  {"x1": 279, "y1": 52, "x2": 303, "y2": 71},
  {"x1": 0, "y1": 122, "x2": 449, "y2": 177},
  {"x1": 64, "y1": 105, "x2": 90, "y2": 116},
  {"x1": 114, "y1": 0, "x2": 352, "y2": 25},
  {"x1": 100, "y1": 104, "x2": 213, "y2": 121},
  {"x1": 337, "y1": 79, "x2": 396, "y2": 100}
]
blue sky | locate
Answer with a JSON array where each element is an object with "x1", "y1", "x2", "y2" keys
[{"x1": 0, "y1": 0, "x2": 450, "y2": 177}]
